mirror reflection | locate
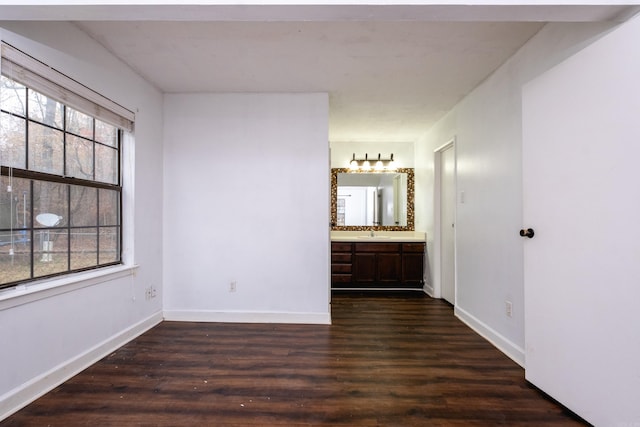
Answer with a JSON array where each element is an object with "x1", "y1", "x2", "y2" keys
[{"x1": 331, "y1": 168, "x2": 414, "y2": 231}]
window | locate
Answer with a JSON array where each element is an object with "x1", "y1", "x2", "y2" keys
[{"x1": 0, "y1": 43, "x2": 134, "y2": 290}]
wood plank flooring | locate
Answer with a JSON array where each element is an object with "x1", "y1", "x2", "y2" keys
[{"x1": 1, "y1": 292, "x2": 586, "y2": 426}]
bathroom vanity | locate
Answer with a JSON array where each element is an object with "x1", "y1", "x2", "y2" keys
[
  {"x1": 330, "y1": 166, "x2": 424, "y2": 290},
  {"x1": 331, "y1": 234, "x2": 425, "y2": 290}
]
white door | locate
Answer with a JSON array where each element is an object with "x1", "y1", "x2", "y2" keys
[
  {"x1": 522, "y1": 17, "x2": 640, "y2": 426},
  {"x1": 440, "y1": 144, "x2": 455, "y2": 304}
]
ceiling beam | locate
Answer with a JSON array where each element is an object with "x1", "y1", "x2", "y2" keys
[{"x1": 0, "y1": 4, "x2": 638, "y2": 22}]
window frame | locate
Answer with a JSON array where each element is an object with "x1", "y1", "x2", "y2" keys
[{"x1": 0, "y1": 42, "x2": 132, "y2": 291}]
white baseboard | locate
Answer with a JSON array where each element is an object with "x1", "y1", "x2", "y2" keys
[
  {"x1": 164, "y1": 309, "x2": 331, "y2": 325},
  {"x1": 423, "y1": 283, "x2": 434, "y2": 297},
  {"x1": 455, "y1": 306, "x2": 525, "y2": 367},
  {"x1": 0, "y1": 311, "x2": 163, "y2": 421}
]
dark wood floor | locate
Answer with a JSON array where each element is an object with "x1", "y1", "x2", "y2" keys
[{"x1": 2, "y1": 292, "x2": 586, "y2": 426}]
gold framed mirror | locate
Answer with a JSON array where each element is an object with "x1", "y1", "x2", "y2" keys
[{"x1": 331, "y1": 167, "x2": 414, "y2": 231}]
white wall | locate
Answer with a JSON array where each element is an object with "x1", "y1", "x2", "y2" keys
[
  {"x1": 0, "y1": 22, "x2": 164, "y2": 418},
  {"x1": 415, "y1": 21, "x2": 617, "y2": 364},
  {"x1": 162, "y1": 93, "x2": 330, "y2": 324}
]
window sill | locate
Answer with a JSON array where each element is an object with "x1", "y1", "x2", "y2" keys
[{"x1": 0, "y1": 264, "x2": 139, "y2": 311}]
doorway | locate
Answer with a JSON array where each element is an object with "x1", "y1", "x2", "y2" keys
[{"x1": 434, "y1": 139, "x2": 456, "y2": 304}]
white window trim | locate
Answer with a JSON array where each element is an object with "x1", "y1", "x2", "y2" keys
[{"x1": 0, "y1": 264, "x2": 139, "y2": 311}]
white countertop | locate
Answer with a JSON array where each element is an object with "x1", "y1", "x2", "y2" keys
[{"x1": 331, "y1": 231, "x2": 426, "y2": 242}]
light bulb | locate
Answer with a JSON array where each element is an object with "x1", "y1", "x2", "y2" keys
[
  {"x1": 375, "y1": 154, "x2": 383, "y2": 171},
  {"x1": 387, "y1": 154, "x2": 396, "y2": 171},
  {"x1": 349, "y1": 153, "x2": 359, "y2": 170},
  {"x1": 362, "y1": 154, "x2": 371, "y2": 171}
]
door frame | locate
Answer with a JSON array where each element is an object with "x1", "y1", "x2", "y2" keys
[{"x1": 433, "y1": 138, "x2": 456, "y2": 301}]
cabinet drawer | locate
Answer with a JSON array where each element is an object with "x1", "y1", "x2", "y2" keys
[
  {"x1": 331, "y1": 242, "x2": 353, "y2": 252},
  {"x1": 354, "y1": 243, "x2": 401, "y2": 253},
  {"x1": 332, "y1": 264, "x2": 352, "y2": 274},
  {"x1": 331, "y1": 274, "x2": 352, "y2": 283},
  {"x1": 331, "y1": 253, "x2": 352, "y2": 263},
  {"x1": 402, "y1": 243, "x2": 425, "y2": 253}
]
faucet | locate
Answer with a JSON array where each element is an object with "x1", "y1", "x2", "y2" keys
[{"x1": 370, "y1": 227, "x2": 375, "y2": 237}]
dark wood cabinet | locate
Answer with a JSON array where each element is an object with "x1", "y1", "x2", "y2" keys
[
  {"x1": 332, "y1": 241, "x2": 424, "y2": 289},
  {"x1": 353, "y1": 243, "x2": 402, "y2": 285},
  {"x1": 353, "y1": 252, "x2": 376, "y2": 283},
  {"x1": 402, "y1": 243, "x2": 425, "y2": 285},
  {"x1": 331, "y1": 242, "x2": 353, "y2": 284},
  {"x1": 377, "y1": 253, "x2": 402, "y2": 283}
]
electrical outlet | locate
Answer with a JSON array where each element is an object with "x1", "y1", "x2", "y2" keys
[
  {"x1": 229, "y1": 281, "x2": 237, "y2": 293},
  {"x1": 505, "y1": 300, "x2": 513, "y2": 317},
  {"x1": 145, "y1": 286, "x2": 157, "y2": 300}
]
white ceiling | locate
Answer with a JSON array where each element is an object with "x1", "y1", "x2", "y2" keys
[
  {"x1": 2, "y1": 3, "x2": 638, "y2": 143},
  {"x1": 76, "y1": 20, "x2": 545, "y2": 143}
]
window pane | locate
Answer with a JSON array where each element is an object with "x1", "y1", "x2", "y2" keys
[
  {"x1": 0, "y1": 76, "x2": 27, "y2": 117},
  {"x1": 28, "y1": 122, "x2": 64, "y2": 175},
  {"x1": 28, "y1": 90, "x2": 63, "y2": 129},
  {"x1": 66, "y1": 108, "x2": 93, "y2": 139},
  {"x1": 71, "y1": 227, "x2": 97, "y2": 270},
  {"x1": 70, "y1": 185, "x2": 97, "y2": 227},
  {"x1": 66, "y1": 135, "x2": 93, "y2": 180},
  {"x1": 0, "y1": 112, "x2": 26, "y2": 169},
  {"x1": 99, "y1": 188, "x2": 119, "y2": 226},
  {"x1": 95, "y1": 144, "x2": 118, "y2": 184},
  {"x1": 33, "y1": 180, "x2": 67, "y2": 228},
  {"x1": 99, "y1": 227, "x2": 119, "y2": 264},
  {"x1": 95, "y1": 120, "x2": 117, "y2": 147},
  {"x1": 0, "y1": 231, "x2": 31, "y2": 285},
  {"x1": 34, "y1": 228, "x2": 68, "y2": 277},
  {"x1": 0, "y1": 175, "x2": 31, "y2": 229}
]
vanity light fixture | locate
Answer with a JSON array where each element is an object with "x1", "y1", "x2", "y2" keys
[{"x1": 349, "y1": 153, "x2": 396, "y2": 172}]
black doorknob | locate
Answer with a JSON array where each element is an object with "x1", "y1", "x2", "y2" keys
[{"x1": 519, "y1": 228, "x2": 535, "y2": 238}]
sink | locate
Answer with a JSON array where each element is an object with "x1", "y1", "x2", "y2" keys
[{"x1": 357, "y1": 235, "x2": 392, "y2": 240}]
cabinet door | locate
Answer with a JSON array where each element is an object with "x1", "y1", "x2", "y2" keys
[
  {"x1": 377, "y1": 253, "x2": 402, "y2": 283},
  {"x1": 354, "y1": 253, "x2": 376, "y2": 283},
  {"x1": 402, "y1": 253, "x2": 424, "y2": 285}
]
